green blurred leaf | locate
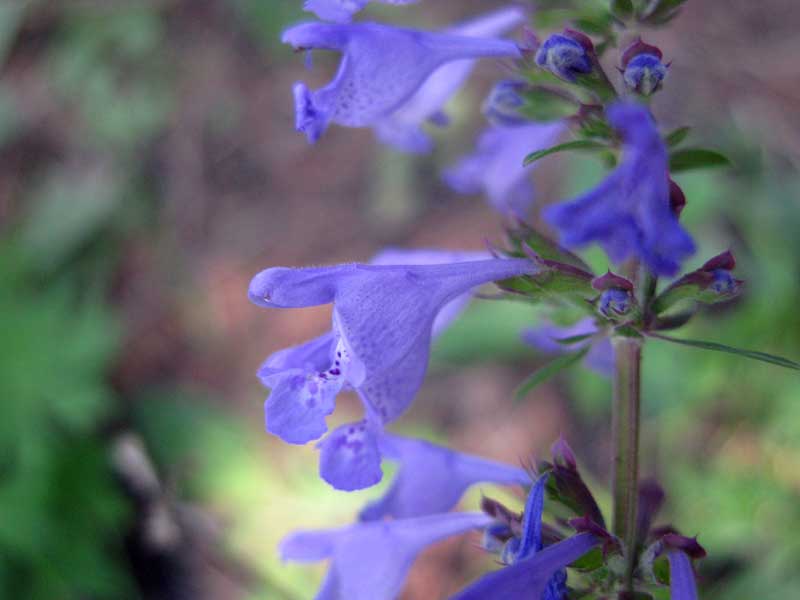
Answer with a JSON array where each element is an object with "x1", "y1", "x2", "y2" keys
[
  {"x1": 665, "y1": 126, "x2": 691, "y2": 148},
  {"x1": 519, "y1": 87, "x2": 579, "y2": 122},
  {"x1": 570, "y1": 546, "x2": 605, "y2": 571},
  {"x1": 641, "y1": 0, "x2": 689, "y2": 24},
  {"x1": 20, "y1": 168, "x2": 120, "y2": 268},
  {"x1": 555, "y1": 333, "x2": 595, "y2": 345},
  {"x1": 524, "y1": 140, "x2": 609, "y2": 166},
  {"x1": 648, "y1": 333, "x2": 800, "y2": 371},
  {"x1": 611, "y1": 0, "x2": 635, "y2": 19},
  {"x1": 514, "y1": 347, "x2": 589, "y2": 400},
  {"x1": 669, "y1": 148, "x2": 731, "y2": 173}
]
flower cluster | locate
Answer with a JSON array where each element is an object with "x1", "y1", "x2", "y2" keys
[{"x1": 248, "y1": 0, "x2": 749, "y2": 597}]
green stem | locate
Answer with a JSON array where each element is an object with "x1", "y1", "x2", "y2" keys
[
  {"x1": 612, "y1": 337, "x2": 641, "y2": 590},
  {"x1": 612, "y1": 260, "x2": 643, "y2": 591}
]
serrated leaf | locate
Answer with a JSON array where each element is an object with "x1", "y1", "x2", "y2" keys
[
  {"x1": 648, "y1": 333, "x2": 800, "y2": 370},
  {"x1": 524, "y1": 140, "x2": 608, "y2": 166},
  {"x1": 669, "y1": 148, "x2": 731, "y2": 173},
  {"x1": 665, "y1": 126, "x2": 691, "y2": 147},
  {"x1": 514, "y1": 347, "x2": 590, "y2": 400}
]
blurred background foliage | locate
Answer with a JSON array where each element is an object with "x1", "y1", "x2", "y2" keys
[{"x1": 0, "y1": 0, "x2": 798, "y2": 598}]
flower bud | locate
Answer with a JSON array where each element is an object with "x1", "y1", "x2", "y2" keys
[
  {"x1": 599, "y1": 288, "x2": 633, "y2": 318},
  {"x1": 651, "y1": 250, "x2": 743, "y2": 315},
  {"x1": 535, "y1": 30, "x2": 593, "y2": 82},
  {"x1": 621, "y1": 38, "x2": 667, "y2": 96},
  {"x1": 669, "y1": 179, "x2": 686, "y2": 216},
  {"x1": 482, "y1": 80, "x2": 529, "y2": 127},
  {"x1": 592, "y1": 272, "x2": 636, "y2": 319}
]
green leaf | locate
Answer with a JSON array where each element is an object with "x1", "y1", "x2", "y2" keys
[
  {"x1": 554, "y1": 333, "x2": 595, "y2": 345},
  {"x1": 524, "y1": 140, "x2": 609, "y2": 166},
  {"x1": 505, "y1": 223, "x2": 592, "y2": 272},
  {"x1": 641, "y1": 0, "x2": 689, "y2": 23},
  {"x1": 665, "y1": 126, "x2": 691, "y2": 148},
  {"x1": 669, "y1": 148, "x2": 732, "y2": 173},
  {"x1": 610, "y1": 0, "x2": 634, "y2": 19},
  {"x1": 648, "y1": 333, "x2": 800, "y2": 371},
  {"x1": 570, "y1": 546, "x2": 605, "y2": 571},
  {"x1": 514, "y1": 347, "x2": 590, "y2": 400}
]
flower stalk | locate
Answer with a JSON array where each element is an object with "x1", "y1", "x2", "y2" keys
[
  {"x1": 612, "y1": 335, "x2": 642, "y2": 590},
  {"x1": 612, "y1": 259, "x2": 644, "y2": 592}
]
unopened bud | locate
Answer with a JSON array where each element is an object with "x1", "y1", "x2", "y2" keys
[
  {"x1": 535, "y1": 30, "x2": 593, "y2": 82},
  {"x1": 621, "y1": 38, "x2": 667, "y2": 96},
  {"x1": 482, "y1": 80, "x2": 528, "y2": 127}
]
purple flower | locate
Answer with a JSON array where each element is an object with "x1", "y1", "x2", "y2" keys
[
  {"x1": 256, "y1": 249, "x2": 489, "y2": 445},
  {"x1": 621, "y1": 38, "x2": 667, "y2": 96},
  {"x1": 359, "y1": 433, "x2": 530, "y2": 520},
  {"x1": 283, "y1": 21, "x2": 520, "y2": 143},
  {"x1": 545, "y1": 102, "x2": 695, "y2": 276},
  {"x1": 444, "y1": 121, "x2": 564, "y2": 216},
  {"x1": 522, "y1": 317, "x2": 614, "y2": 376},
  {"x1": 668, "y1": 550, "x2": 699, "y2": 600},
  {"x1": 624, "y1": 54, "x2": 668, "y2": 96},
  {"x1": 534, "y1": 31, "x2": 593, "y2": 82},
  {"x1": 451, "y1": 532, "x2": 600, "y2": 600},
  {"x1": 280, "y1": 512, "x2": 492, "y2": 600},
  {"x1": 250, "y1": 253, "x2": 537, "y2": 488},
  {"x1": 497, "y1": 474, "x2": 568, "y2": 600},
  {"x1": 373, "y1": 6, "x2": 526, "y2": 153},
  {"x1": 482, "y1": 79, "x2": 529, "y2": 127},
  {"x1": 304, "y1": 0, "x2": 418, "y2": 24}
]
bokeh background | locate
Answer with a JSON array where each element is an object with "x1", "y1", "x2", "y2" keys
[{"x1": 1, "y1": 0, "x2": 799, "y2": 598}]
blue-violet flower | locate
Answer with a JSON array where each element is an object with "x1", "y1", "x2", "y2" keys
[
  {"x1": 304, "y1": 0, "x2": 418, "y2": 24},
  {"x1": 280, "y1": 512, "x2": 492, "y2": 600},
  {"x1": 374, "y1": 6, "x2": 526, "y2": 153},
  {"x1": 283, "y1": 21, "x2": 520, "y2": 143},
  {"x1": 360, "y1": 433, "x2": 530, "y2": 520},
  {"x1": 545, "y1": 102, "x2": 695, "y2": 276},
  {"x1": 250, "y1": 254, "x2": 537, "y2": 489},
  {"x1": 444, "y1": 121, "x2": 564, "y2": 216},
  {"x1": 535, "y1": 30, "x2": 593, "y2": 82}
]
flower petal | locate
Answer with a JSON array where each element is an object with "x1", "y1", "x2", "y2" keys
[
  {"x1": 359, "y1": 434, "x2": 530, "y2": 520},
  {"x1": 259, "y1": 335, "x2": 354, "y2": 444},
  {"x1": 283, "y1": 512, "x2": 491, "y2": 600},
  {"x1": 329, "y1": 259, "x2": 537, "y2": 420},
  {"x1": 317, "y1": 420, "x2": 383, "y2": 491},
  {"x1": 668, "y1": 550, "x2": 699, "y2": 600},
  {"x1": 282, "y1": 21, "x2": 520, "y2": 142},
  {"x1": 444, "y1": 122, "x2": 565, "y2": 216},
  {"x1": 545, "y1": 102, "x2": 695, "y2": 276},
  {"x1": 374, "y1": 6, "x2": 526, "y2": 153},
  {"x1": 450, "y1": 533, "x2": 600, "y2": 600}
]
